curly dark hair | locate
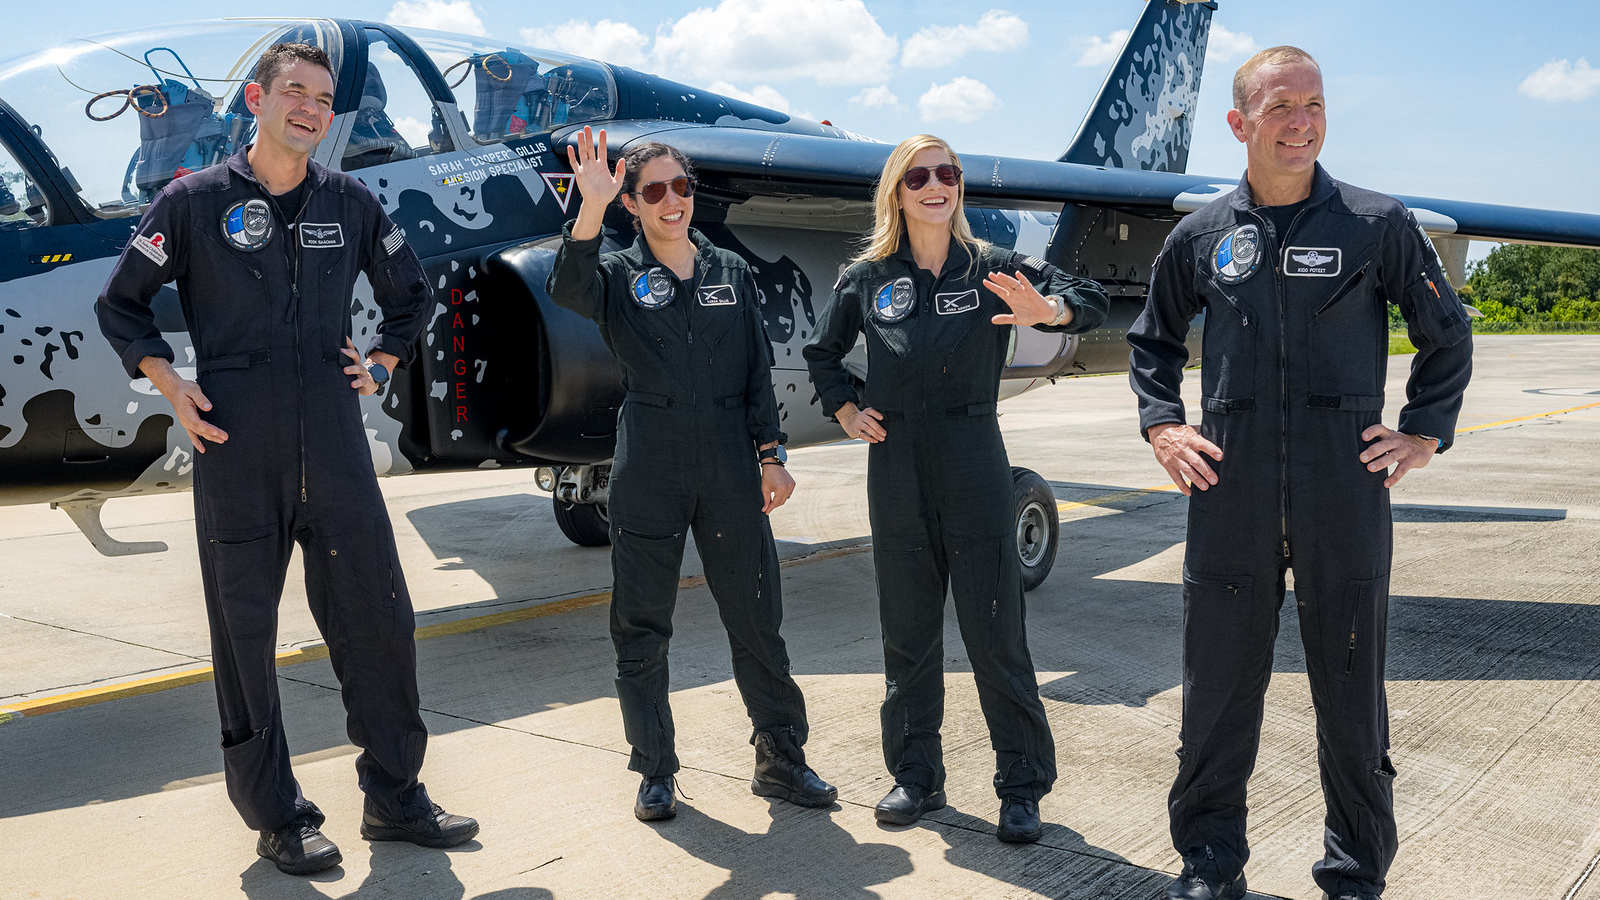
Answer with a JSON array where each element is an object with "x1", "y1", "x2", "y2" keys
[
  {"x1": 618, "y1": 142, "x2": 696, "y2": 232},
  {"x1": 254, "y1": 43, "x2": 336, "y2": 94}
]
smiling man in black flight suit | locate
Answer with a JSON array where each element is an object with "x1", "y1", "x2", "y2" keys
[
  {"x1": 1128, "y1": 46, "x2": 1473, "y2": 900},
  {"x1": 96, "y1": 43, "x2": 476, "y2": 876}
]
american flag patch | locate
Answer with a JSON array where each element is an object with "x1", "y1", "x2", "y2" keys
[{"x1": 382, "y1": 225, "x2": 405, "y2": 258}]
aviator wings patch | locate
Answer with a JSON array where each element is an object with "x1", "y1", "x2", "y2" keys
[{"x1": 1284, "y1": 246, "x2": 1342, "y2": 277}]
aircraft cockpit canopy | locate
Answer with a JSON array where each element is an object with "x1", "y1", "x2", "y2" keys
[
  {"x1": 402, "y1": 30, "x2": 615, "y2": 145},
  {"x1": 0, "y1": 20, "x2": 341, "y2": 219}
]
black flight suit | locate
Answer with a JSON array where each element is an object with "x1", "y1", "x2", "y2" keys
[
  {"x1": 97, "y1": 148, "x2": 433, "y2": 833},
  {"x1": 1127, "y1": 163, "x2": 1473, "y2": 897},
  {"x1": 804, "y1": 237, "x2": 1108, "y2": 801},
  {"x1": 547, "y1": 224, "x2": 811, "y2": 777}
]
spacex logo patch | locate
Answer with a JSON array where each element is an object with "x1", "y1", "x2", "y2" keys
[
  {"x1": 1285, "y1": 246, "x2": 1342, "y2": 277},
  {"x1": 299, "y1": 222, "x2": 344, "y2": 248},
  {"x1": 935, "y1": 290, "x2": 980, "y2": 315},
  {"x1": 697, "y1": 284, "x2": 736, "y2": 306}
]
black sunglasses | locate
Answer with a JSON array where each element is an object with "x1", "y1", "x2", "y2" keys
[
  {"x1": 901, "y1": 164, "x2": 961, "y2": 191},
  {"x1": 633, "y1": 176, "x2": 697, "y2": 204}
]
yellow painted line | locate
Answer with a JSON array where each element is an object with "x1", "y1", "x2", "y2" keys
[
  {"x1": 1456, "y1": 400, "x2": 1600, "y2": 435},
  {"x1": 1057, "y1": 483, "x2": 1181, "y2": 512},
  {"x1": 0, "y1": 545, "x2": 869, "y2": 724}
]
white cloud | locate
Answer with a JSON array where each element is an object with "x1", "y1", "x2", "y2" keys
[
  {"x1": 1076, "y1": 29, "x2": 1129, "y2": 68},
  {"x1": 918, "y1": 77, "x2": 1000, "y2": 123},
  {"x1": 521, "y1": 19, "x2": 650, "y2": 68},
  {"x1": 1207, "y1": 25, "x2": 1259, "y2": 63},
  {"x1": 385, "y1": 0, "x2": 487, "y2": 37},
  {"x1": 708, "y1": 81, "x2": 807, "y2": 117},
  {"x1": 653, "y1": 0, "x2": 898, "y2": 86},
  {"x1": 850, "y1": 86, "x2": 901, "y2": 109},
  {"x1": 1519, "y1": 58, "x2": 1600, "y2": 102},
  {"x1": 901, "y1": 10, "x2": 1028, "y2": 68}
]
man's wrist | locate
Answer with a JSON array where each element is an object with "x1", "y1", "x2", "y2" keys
[{"x1": 1046, "y1": 295, "x2": 1071, "y2": 326}]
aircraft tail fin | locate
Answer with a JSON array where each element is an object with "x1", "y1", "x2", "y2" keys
[{"x1": 1059, "y1": 0, "x2": 1217, "y2": 173}]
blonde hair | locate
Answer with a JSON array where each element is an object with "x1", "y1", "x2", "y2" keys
[
  {"x1": 1232, "y1": 46, "x2": 1320, "y2": 113},
  {"x1": 853, "y1": 134, "x2": 986, "y2": 266}
]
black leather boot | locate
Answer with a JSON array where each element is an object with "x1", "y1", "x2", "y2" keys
[
  {"x1": 996, "y1": 795, "x2": 1043, "y2": 843},
  {"x1": 257, "y1": 817, "x2": 342, "y2": 875},
  {"x1": 873, "y1": 783, "x2": 947, "y2": 826},
  {"x1": 360, "y1": 801, "x2": 479, "y2": 848},
  {"x1": 634, "y1": 775, "x2": 678, "y2": 821},
  {"x1": 750, "y1": 730, "x2": 838, "y2": 807},
  {"x1": 1166, "y1": 872, "x2": 1248, "y2": 900}
]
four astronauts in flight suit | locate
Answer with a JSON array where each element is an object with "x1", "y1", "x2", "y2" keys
[{"x1": 95, "y1": 36, "x2": 1472, "y2": 900}]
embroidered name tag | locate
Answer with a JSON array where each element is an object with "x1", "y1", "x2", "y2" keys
[
  {"x1": 1284, "y1": 246, "x2": 1342, "y2": 277},
  {"x1": 935, "y1": 290, "x2": 979, "y2": 315},
  {"x1": 697, "y1": 284, "x2": 736, "y2": 306},
  {"x1": 299, "y1": 222, "x2": 344, "y2": 248}
]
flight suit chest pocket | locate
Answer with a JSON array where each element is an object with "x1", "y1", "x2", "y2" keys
[
  {"x1": 1306, "y1": 250, "x2": 1384, "y2": 407},
  {"x1": 193, "y1": 231, "x2": 273, "y2": 355},
  {"x1": 1197, "y1": 278, "x2": 1255, "y2": 413},
  {"x1": 313, "y1": 245, "x2": 358, "y2": 364}
]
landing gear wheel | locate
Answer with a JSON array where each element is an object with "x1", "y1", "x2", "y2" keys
[
  {"x1": 553, "y1": 496, "x2": 611, "y2": 547},
  {"x1": 1011, "y1": 467, "x2": 1058, "y2": 592}
]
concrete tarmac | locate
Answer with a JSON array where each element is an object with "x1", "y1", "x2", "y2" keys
[{"x1": 3, "y1": 334, "x2": 1600, "y2": 899}]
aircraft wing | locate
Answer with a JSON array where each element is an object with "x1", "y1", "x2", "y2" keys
[{"x1": 563, "y1": 121, "x2": 1600, "y2": 249}]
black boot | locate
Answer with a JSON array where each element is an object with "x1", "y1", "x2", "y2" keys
[
  {"x1": 360, "y1": 800, "x2": 479, "y2": 848},
  {"x1": 1166, "y1": 872, "x2": 1248, "y2": 900},
  {"x1": 996, "y1": 795, "x2": 1043, "y2": 843},
  {"x1": 635, "y1": 776, "x2": 677, "y2": 821},
  {"x1": 751, "y1": 730, "x2": 838, "y2": 808},
  {"x1": 874, "y1": 783, "x2": 947, "y2": 826},
  {"x1": 257, "y1": 817, "x2": 342, "y2": 875}
]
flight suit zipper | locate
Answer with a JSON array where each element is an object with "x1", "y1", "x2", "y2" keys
[
  {"x1": 261, "y1": 182, "x2": 314, "y2": 503},
  {"x1": 1259, "y1": 205, "x2": 1311, "y2": 560}
]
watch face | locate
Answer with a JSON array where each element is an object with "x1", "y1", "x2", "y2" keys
[{"x1": 367, "y1": 363, "x2": 389, "y2": 386}]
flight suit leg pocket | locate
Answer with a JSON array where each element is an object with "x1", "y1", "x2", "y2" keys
[
  {"x1": 1320, "y1": 575, "x2": 1388, "y2": 710},
  {"x1": 947, "y1": 533, "x2": 1005, "y2": 645},
  {"x1": 203, "y1": 529, "x2": 281, "y2": 640},
  {"x1": 311, "y1": 516, "x2": 405, "y2": 640},
  {"x1": 1180, "y1": 572, "x2": 1258, "y2": 693}
]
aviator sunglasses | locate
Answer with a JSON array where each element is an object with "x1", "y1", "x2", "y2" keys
[
  {"x1": 633, "y1": 176, "x2": 698, "y2": 204},
  {"x1": 901, "y1": 164, "x2": 962, "y2": 191}
]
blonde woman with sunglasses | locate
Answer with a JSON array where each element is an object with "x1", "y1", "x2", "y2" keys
[
  {"x1": 804, "y1": 134, "x2": 1108, "y2": 842},
  {"x1": 548, "y1": 127, "x2": 836, "y2": 823}
]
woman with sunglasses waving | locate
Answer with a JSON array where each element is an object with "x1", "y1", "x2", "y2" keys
[
  {"x1": 548, "y1": 126, "x2": 836, "y2": 823},
  {"x1": 804, "y1": 134, "x2": 1108, "y2": 843}
]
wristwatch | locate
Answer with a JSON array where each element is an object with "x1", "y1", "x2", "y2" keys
[
  {"x1": 1046, "y1": 295, "x2": 1072, "y2": 326},
  {"x1": 365, "y1": 361, "x2": 390, "y2": 389},
  {"x1": 758, "y1": 445, "x2": 787, "y2": 466}
]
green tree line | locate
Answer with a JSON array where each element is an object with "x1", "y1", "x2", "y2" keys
[{"x1": 1390, "y1": 243, "x2": 1600, "y2": 328}]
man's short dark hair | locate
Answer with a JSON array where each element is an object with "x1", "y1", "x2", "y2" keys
[{"x1": 254, "y1": 43, "x2": 336, "y2": 94}]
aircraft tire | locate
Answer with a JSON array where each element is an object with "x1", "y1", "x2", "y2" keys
[
  {"x1": 1011, "y1": 467, "x2": 1058, "y2": 592},
  {"x1": 553, "y1": 496, "x2": 612, "y2": 547}
]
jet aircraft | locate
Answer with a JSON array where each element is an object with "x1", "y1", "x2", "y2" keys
[{"x1": 1, "y1": 2, "x2": 1597, "y2": 591}]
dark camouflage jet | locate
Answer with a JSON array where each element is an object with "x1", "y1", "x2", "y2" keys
[{"x1": 1, "y1": 3, "x2": 1596, "y2": 589}]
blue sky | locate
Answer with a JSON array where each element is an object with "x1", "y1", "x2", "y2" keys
[{"x1": 10, "y1": 1, "x2": 1598, "y2": 239}]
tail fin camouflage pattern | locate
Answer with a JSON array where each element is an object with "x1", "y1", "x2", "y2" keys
[{"x1": 1059, "y1": 0, "x2": 1217, "y2": 173}]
